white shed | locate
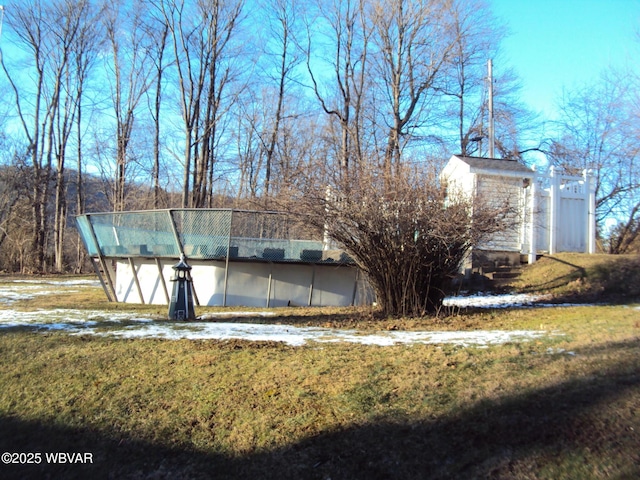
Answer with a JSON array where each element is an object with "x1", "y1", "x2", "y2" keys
[
  {"x1": 441, "y1": 155, "x2": 596, "y2": 271},
  {"x1": 442, "y1": 155, "x2": 535, "y2": 269}
]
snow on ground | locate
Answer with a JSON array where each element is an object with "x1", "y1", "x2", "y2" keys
[
  {"x1": 89, "y1": 323, "x2": 548, "y2": 347},
  {"x1": 0, "y1": 308, "x2": 152, "y2": 332},
  {"x1": 443, "y1": 293, "x2": 550, "y2": 308},
  {"x1": 0, "y1": 279, "x2": 101, "y2": 305},
  {"x1": 443, "y1": 292, "x2": 596, "y2": 308},
  {"x1": 0, "y1": 309, "x2": 547, "y2": 347},
  {"x1": 0, "y1": 279, "x2": 560, "y2": 346},
  {"x1": 200, "y1": 311, "x2": 277, "y2": 319},
  {"x1": 10, "y1": 279, "x2": 101, "y2": 286}
]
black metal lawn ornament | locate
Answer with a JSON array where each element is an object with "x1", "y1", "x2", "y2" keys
[{"x1": 168, "y1": 254, "x2": 196, "y2": 320}]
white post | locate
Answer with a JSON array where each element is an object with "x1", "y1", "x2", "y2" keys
[
  {"x1": 0, "y1": 6, "x2": 5, "y2": 43},
  {"x1": 528, "y1": 168, "x2": 537, "y2": 264},
  {"x1": 548, "y1": 166, "x2": 558, "y2": 255},
  {"x1": 266, "y1": 271, "x2": 272, "y2": 308},
  {"x1": 0, "y1": 5, "x2": 5, "y2": 65},
  {"x1": 584, "y1": 169, "x2": 597, "y2": 253},
  {"x1": 487, "y1": 59, "x2": 495, "y2": 159},
  {"x1": 323, "y1": 185, "x2": 332, "y2": 251}
]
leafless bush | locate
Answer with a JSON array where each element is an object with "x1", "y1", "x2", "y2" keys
[{"x1": 294, "y1": 164, "x2": 513, "y2": 317}]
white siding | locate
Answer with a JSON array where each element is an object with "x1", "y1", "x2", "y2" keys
[
  {"x1": 114, "y1": 259, "x2": 370, "y2": 307},
  {"x1": 476, "y1": 175, "x2": 524, "y2": 252}
]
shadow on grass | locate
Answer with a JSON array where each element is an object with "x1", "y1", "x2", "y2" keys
[
  {"x1": 515, "y1": 256, "x2": 587, "y2": 295},
  {"x1": 1, "y1": 339, "x2": 639, "y2": 480},
  {"x1": 517, "y1": 255, "x2": 640, "y2": 305}
]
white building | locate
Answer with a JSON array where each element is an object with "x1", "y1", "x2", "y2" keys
[{"x1": 441, "y1": 155, "x2": 596, "y2": 270}]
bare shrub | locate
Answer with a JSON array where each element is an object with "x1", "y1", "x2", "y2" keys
[{"x1": 293, "y1": 164, "x2": 513, "y2": 317}]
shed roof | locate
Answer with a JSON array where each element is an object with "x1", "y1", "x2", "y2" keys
[{"x1": 452, "y1": 155, "x2": 534, "y2": 175}]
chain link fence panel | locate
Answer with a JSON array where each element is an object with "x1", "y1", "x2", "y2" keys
[
  {"x1": 170, "y1": 209, "x2": 232, "y2": 259},
  {"x1": 85, "y1": 211, "x2": 180, "y2": 257},
  {"x1": 78, "y1": 209, "x2": 337, "y2": 263}
]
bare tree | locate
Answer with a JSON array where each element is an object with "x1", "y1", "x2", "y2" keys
[
  {"x1": 53, "y1": 0, "x2": 103, "y2": 272},
  {"x1": 369, "y1": 0, "x2": 457, "y2": 171},
  {"x1": 305, "y1": 0, "x2": 371, "y2": 175},
  {"x1": 433, "y1": 0, "x2": 497, "y2": 156},
  {"x1": 145, "y1": 14, "x2": 170, "y2": 209},
  {"x1": 257, "y1": 0, "x2": 303, "y2": 196},
  {"x1": 607, "y1": 204, "x2": 640, "y2": 254},
  {"x1": 72, "y1": 2, "x2": 104, "y2": 271},
  {"x1": 2, "y1": 0, "x2": 52, "y2": 272},
  {"x1": 602, "y1": 68, "x2": 640, "y2": 254},
  {"x1": 104, "y1": 0, "x2": 157, "y2": 212},
  {"x1": 2, "y1": 0, "x2": 100, "y2": 272},
  {"x1": 0, "y1": 146, "x2": 30, "y2": 257},
  {"x1": 159, "y1": 0, "x2": 246, "y2": 208},
  {"x1": 234, "y1": 93, "x2": 264, "y2": 199}
]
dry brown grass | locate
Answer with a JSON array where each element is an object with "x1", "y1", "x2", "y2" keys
[
  {"x1": 0, "y1": 317, "x2": 638, "y2": 479},
  {"x1": 0, "y1": 267, "x2": 639, "y2": 479},
  {"x1": 508, "y1": 253, "x2": 640, "y2": 303}
]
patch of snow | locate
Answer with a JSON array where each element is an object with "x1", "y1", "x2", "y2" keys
[
  {"x1": 199, "y1": 311, "x2": 277, "y2": 319},
  {"x1": 0, "y1": 308, "x2": 548, "y2": 347},
  {"x1": 11, "y1": 279, "x2": 101, "y2": 286},
  {"x1": 84, "y1": 322, "x2": 547, "y2": 347},
  {"x1": 0, "y1": 286, "x2": 68, "y2": 304},
  {"x1": 0, "y1": 282, "x2": 570, "y2": 346},
  {"x1": 546, "y1": 347, "x2": 576, "y2": 356},
  {"x1": 443, "y1": 293, "x2": 598, "y2": 309},
  {"x1": 0, "y1": 279, "x2": 100, "y2": 304},
  {"x1": 89, "y1": 322, "x2": 314, "y2": 346},
  {"x1": 0, "y1": 308, "x2": 152, "y2": 331},
  {"x1": 443, "y1": 293, "x2": 549, "y2": 308}
]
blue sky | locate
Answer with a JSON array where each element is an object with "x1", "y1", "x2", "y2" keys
[
  {"x1": 490, "y1": 0, "x2": 640, "y2": 119},
  {"x1": 1, "y1": 1, "x2": 637, "y2": 141}
]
